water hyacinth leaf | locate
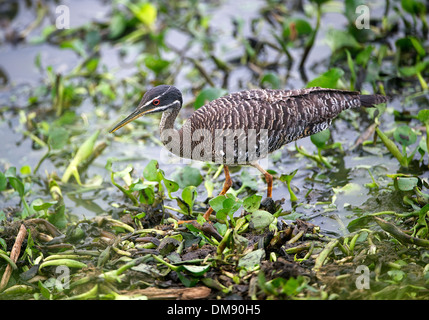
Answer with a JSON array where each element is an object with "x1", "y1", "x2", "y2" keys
[
  {"x1": 238, "y1": 248, "x2": 265, "y2": 270},
  {"x1": 48, "y1": 200, "x2": 67, "y2": 229},
  {"x1": 282, "y1": 18, "x2": 313, "y2": 39},
  {"x1": 209, "y1": 195, "x2": 227, "y2": 212},
  {"x1": 194, "y1": 88, "x2": 227, "y2": 109},
  {"x1": 143, "y1": 160, "x2": 161, "y2": 182},
  {"x1": 260, "y1": 73, "x2": 280, "y2": 89},
  {"x1": 395, "y1": 177, "x2": 419, "y2": 191},
  {"x1": 8, "y1": 176, "x2": 25, "y2": 197},
  {"x1": 48, "y1": 126, "x2": 69, "y2": 150},
  {"x1": 243, "y1": 194, "x2": 262, "y2": 213},
  {"x1": 393, "y1": 125, "x2": 417, "y2": 147},
  {"x1": 163, "y1": 177, "x2": 179, "y2": 195},
  {"x1": 109, "y1": 12, "x2": 127, "y2": 39},
  {"x1": 182, "y1": 186, "x2": 197, "y2": 208},
  {"x1": 127, "y1": 2, "x2": 157, "y2": 27},
  {"x1": 418, "y1": 110, "x2": 429, "y2": 124},
  {"x1": 401, "y1": 0, "x2": 426, "y2": 15},
  {"x1": 311, "y1": 129, "x2": 330, "y2": 149},
  {"x1": 250, "y1": 210, "x2": 274, "y2": 231},
  {"x1": 171, "y1": 166, "x2": 203, "y2": 188},
  {"x1": 325, "y1": 29, "x2": 362, "y2": 53},
  {"x1": 32, "y1": 199, "x2": 56, "y2": 212},
  {"x1": 399, "y1": 60, "x2": 429, "y2": 77},
  {"x1": 306, "y1": 68, "x2": 344, "y2": 89},
  {"x1": 144, "y1": 55, "x2": 170, "y2": 75}
]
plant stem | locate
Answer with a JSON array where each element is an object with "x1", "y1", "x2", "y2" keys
[{"x1": 299, "y1": 2, "x2": 321, "y2": 69}]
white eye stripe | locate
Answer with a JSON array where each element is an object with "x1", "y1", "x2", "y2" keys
[
  {"x1": 140, "y1": 86, "x2": 173, "y2": 108},
  {"x1": 153, "y1": 100, "x2": 181, "y2": 112}
]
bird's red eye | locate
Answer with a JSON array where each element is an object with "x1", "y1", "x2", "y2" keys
[{"x1": 153, "y1": 99, "x2": 160, "y2": 106}]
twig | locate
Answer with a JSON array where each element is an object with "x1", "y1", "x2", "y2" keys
[{"x1": 0, "y1": 224, "x2": 27, "y2": 291}]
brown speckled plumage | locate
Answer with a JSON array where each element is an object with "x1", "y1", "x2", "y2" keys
[
  {"x1": 110, "y1": 85, "x2": 387, "y2": 217},
  {"x1": 157, "y1": 87, "x2": 387, "y2": 164}
]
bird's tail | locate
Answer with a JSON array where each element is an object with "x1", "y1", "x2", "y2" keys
[{"x1": 359, "y1": 94, "x2": 388, "y2": 107}]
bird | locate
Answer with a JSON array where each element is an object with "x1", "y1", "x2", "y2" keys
[{"x1": 109, "y1": 85, "x2": 387, "y2": 221}]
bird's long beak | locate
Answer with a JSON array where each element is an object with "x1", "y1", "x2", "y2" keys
[{"x1": 109, "y1": 104, "x2": 154, "y2": 133}]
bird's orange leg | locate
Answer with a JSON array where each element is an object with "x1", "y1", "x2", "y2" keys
[
  {"x1": 202, "y1": 165, "x2": 232, "y2": 221},
  {"x1": 177, "y1": 165, "x2": 232, "y2": 224},
  {"x1": 252, "y1": 162, "x2": 273, "y2": 198}
]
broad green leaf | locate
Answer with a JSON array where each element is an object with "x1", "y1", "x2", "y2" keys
[
  {"x1": 311, "y1": 129, "x2": 330, "y2": 148},
  {"x1": 238, "y1": 248, "x2": 265, "y2": 270},
  {"x1": 306, "y1": 68, "x2": 344, "y2": 89},
  {"x1": 418, "y1": 109, "x2": 429, "y2": 124},
  {"x1": 395, "y1": 177, "x2": 419, "y2": 191},
  {"x1": 128, "y1": 2, "x2": 157, "y2": 27},
  {"x1": 48, "y1": 126, "x2": 69, "y2": 150},
  {"x1": 143, "y1": 160, "x2": 160, "y2": 182},
  {"x1": 32, "y1": 199, "x2": 57, "y2": 211},
  {"x1": 182, "y1": 186, "x2": 197, "y2": 207},
  {"x1": 144, "y1": 55, "x2": 170, "y2": 74},
  {"x1": 393, "y1": 125, "x2": 417, "y2": 147},
  {"x1": 109, "y1": 12, "x2": 127, "y2": 39},
  {"x1": 209, "y1": 195, "x2": 227, "y2": 212},
  {"x1": 194, "y1": 88, "x2": 227, "y2": 109},
  {"x1": 250, "y1": 210, "x2": 274, "y2": 231},
  {"x1": 325, "y1": 29, "x2": 361, "y2": 53},
  {"x1": 171, "y1": 166, "x2": 203, "y2": 188},
  {"x1": 261, "y1": 73, "x2": 281, "y2": 89},
  {"x1": 8, "y1": 177, "x2": 25, "y2": 197},
  {"x1": 243, "y1": 194, "x2": 262, "y2": 213}
]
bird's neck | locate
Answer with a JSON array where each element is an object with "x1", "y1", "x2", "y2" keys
[
  {"x1": 159, "y1": 108, "x2": 184, "y2": 158},
  {"x1": 159, "y1": 108, "x2": 180, "y2": 133}
]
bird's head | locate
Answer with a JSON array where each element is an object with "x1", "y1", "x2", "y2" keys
[{"x1": 109, "y1": 85, "x2": 183, "y2": 133}]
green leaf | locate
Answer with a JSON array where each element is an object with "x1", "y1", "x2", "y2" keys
[
  {"x1": 250, "y1": 210, "x2": 274, "y2": 231},
  {"x1": 32, "y1": 199, "x2": 57, "y2": 211},
  {"x1": 311, "y1": 129, "x2": 331, "y2": 149},
  {"x1": 182, "y1": 186, "x2": 197, "y2": 208},
  {"x1": 109, "y1": 12, "x2": 127, "y2": 39},
  {"x1": 182, "y1": 264, "x2": 211, "y2": 276},
  {"x1": 238, "y1": 248, "x2": 265, "y2": 270},
  {"x1": 401, "y1": 0, "x2": 426, "y2": 15},
  {"x1": 260, "y1": 73, "x2": 281, "y2": 89},
  {"x1": 8, "y1": 177, "x2": 25, "y2": 197},
  {"x1": 243, "y1": 194, "x2": 262, "y2": 213},
  {"x1": 393, "y1": 125, "x2": 417, "y2": 147},
  {"x1": 395, "y1": 177, "x2": 419, "y2": 191},
  {"x1": 209, "y1": 195, "x2": 227, "y2": 212},
  {"x1": 163, "y1": 178, "x2": 179, "y2": 194},
  {"x1": 282, "y1": 18, "x2": 313, "y2": 39},
  {"x1": 48, "y1": 126, "x2": 69, "y2": 150},
  {"x1": 306, "y1": 68, "x2": 344, "y2": 89},
  {"x1": 144, "y1": 55, "x2": 170, "y2": 74},
  {"x1": 128, "y1": 2, "x2": 157, "y2": 27},
  {"x1": 143, "y1": 160, "x2": 160, "y2": 182},
  {"x1": 325, "y1": 29, "x2": 362, "y2": 53},
  {"x1": 171, "y1": 166, "x2": 203, "y2": 188},
  {"x1": 48, "y1": 200, "x2": 68, "y2": 229},
  {"x1": 0, "y1": 171, "x2": 6, "y2": 191},
  {"x1": 418, "y1": 109, "x2": 429, "y2": 124},
  {"x1": 194, "y1": 88, "x2": 227, "y2": 109}
]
